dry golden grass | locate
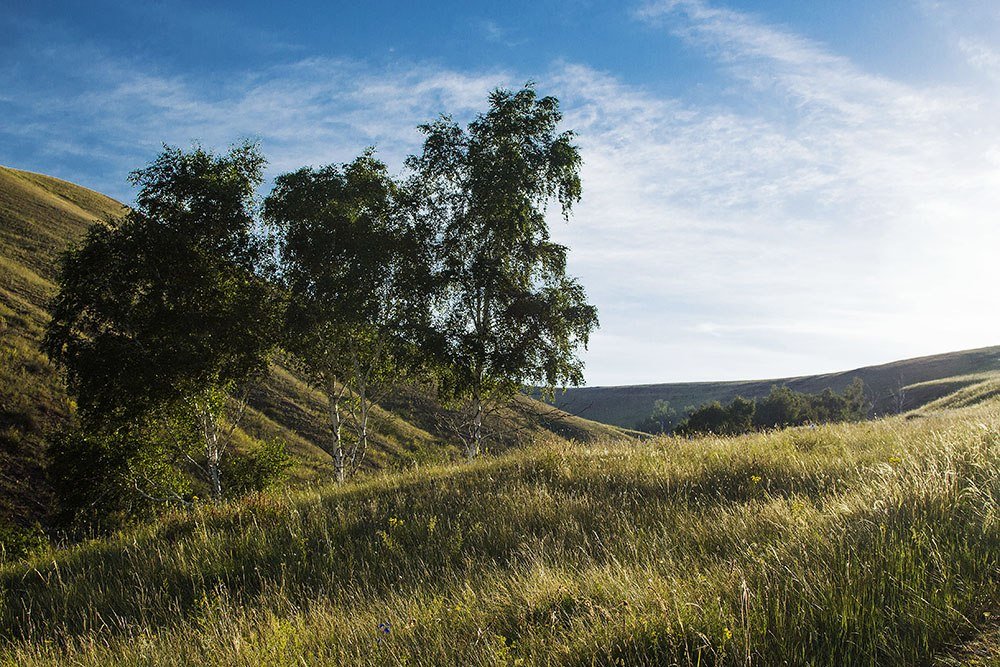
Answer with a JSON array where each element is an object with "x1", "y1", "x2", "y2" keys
[{"x1": 1, "y1": 392, "x2": 996, "y2": 665}]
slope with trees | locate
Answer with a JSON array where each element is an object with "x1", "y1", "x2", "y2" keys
[
  {"x1": 0, "y1": 85, "x2": 615, "y2": 541},
  {"x1": 0, "y1": 167, "x2": 125, "y2": 539},
  {"x1": 44, "y1": 143, "x2": 283, "y2": 518},
  {"x1": 264, "y1": 152, "x2": 434, "y2": 482}
]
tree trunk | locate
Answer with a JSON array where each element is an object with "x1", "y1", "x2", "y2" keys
[
  {"x1": 328, "y1": 392, "x2": 345, "y2": 484},
  {"x1": 202, "y1": 407, "x2": 223, "y2": 500},
  {"x1": 468, "y1": 393, "x2": 482, "y2": 460}
]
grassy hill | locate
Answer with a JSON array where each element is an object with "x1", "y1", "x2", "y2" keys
[
  {"x1": 0, "y1": 165, "x2": 623, "y2": 527},
  {"x1": 551, "y1": 346, "x2": 1000, "y2": 428},
  {"x1": 0, "y1": 378, "x2": 996, "y2": 665},
  {"x1": 0, "y1": 167, "x2": 126, "y2": 528},
  {"x1": 2, "y1": 165, "x2": 997, "y2": 666}
]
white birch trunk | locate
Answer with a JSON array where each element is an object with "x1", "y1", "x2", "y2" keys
[
  {"x1": 202, "y1": 407, "x2": 223, "y2": 500},
  {"x1": 328, "y1": 391, "x2": 345, "y2": 484},
  {"x1": 468, "y1": 392, "x2": 482, "y2": 460}
]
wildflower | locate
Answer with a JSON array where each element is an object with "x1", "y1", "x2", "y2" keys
[
  {"x1": 750, "y1": 475, "x2": 762, "y2": 485},
  {"x1": 378, "y1": 621, "x2": 391, "y2": 635}
]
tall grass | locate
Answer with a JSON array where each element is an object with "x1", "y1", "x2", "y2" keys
[{"x1": 1, "y1": 402, "x2": 997, "y2": 665}]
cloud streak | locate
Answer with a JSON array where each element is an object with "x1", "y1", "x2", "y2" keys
[
  {"x1": 560, "y1": 0, "x2": 1000, "y2": 382},
  {"x1": 2, "y1": 1, "x2": 999, "y2": 384}
]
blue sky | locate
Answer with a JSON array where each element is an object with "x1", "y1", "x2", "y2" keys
[{"x1": 3, "y1": 0, "x2": 999, "y2": 386}]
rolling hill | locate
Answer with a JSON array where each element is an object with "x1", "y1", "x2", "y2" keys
[
  {"x1": 0, "y1": 167, "x2": 126, "y2": 528},
  {"x1": 0, "y1": 165, "x2": 624, "y2": 529},
  {"x1": 3, "y1": 165, "x2": 998, "y2": 664},
  {"x1": 1, "y1": 371, "x2": 997, "y2": 665},
  {"x1": 549, "y1": 346, "x2": 1000, "y2": 428}
]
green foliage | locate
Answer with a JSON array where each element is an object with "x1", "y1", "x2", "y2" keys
[
  {"x1": 266, "y1": 152, "x2": 429, "y2": 368},
  {"x1": 47, "y1": 421, "x2": 194, "y2": 530},
  {"x1": 407, "y1": 84, "x2": 599, "y2": 408},
  {"x1": 44, "y1": 142, "x2": 279, "y2": 428},
  {"x1": 222, "y1": 439, "x2": 292, "y2": 496},
  {"x1": 675, "y1": 379, "x2": 869, "y2": 436},
  {"x1": 674, "y1": 397, "x2": 753, "y2": 436},
  {"x1": 43, "y1": 143, "x2": 282, "y2": 501},
  {"x1": 754, "y1": 384, "x2": 806, "y2": 428},
  {"x1": 635, "y1": 399, "x2": 678, "y2": 434},
  {"x1": 752, "y1": 378, "x2": 868, "y2": 429},
  {"x1": 0, "y1": 521, "x2": 47, "y2": 563},
  {"x1": 265, "y1": 152, "x2": 434, "y2": 479}
]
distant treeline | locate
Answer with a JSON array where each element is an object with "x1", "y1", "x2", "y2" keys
[{"x1": 636, "y1": 378, "x2": 869, "y2": 436}]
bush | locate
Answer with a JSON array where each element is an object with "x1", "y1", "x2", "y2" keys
[
  {"x1": 48, "y1": 425, "x2": 192, "y2": 532},
  {"x1": 222, "y1": 439, "x2": 291, "y2": 496},
  {"x1": 676, "y1": 379, "x2": 869, "y2": 436},
  {"x1": 0, "y1": 521, "x2": 47, "y2": 563},
  {"x1": 674, "y1": 396, "x2": 755, "y2": 436}
]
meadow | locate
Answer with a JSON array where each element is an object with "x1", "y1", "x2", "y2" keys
[{"x1": 1, "y1": 384, "x2": 996, "y2": 665}]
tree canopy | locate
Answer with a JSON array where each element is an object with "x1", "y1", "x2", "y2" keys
[
  {"x1": 406, "y1": 84, "x2": 599, "y2": 455},
  {"x1": 671, "y1": 379, "x2": 870, "y2": 436},
  {"x1": 265, "y1": 152, "x2": 433, "y2": 480},
  {"x1": 45, "y1": 142, "x2": 281, "y2": 499}
]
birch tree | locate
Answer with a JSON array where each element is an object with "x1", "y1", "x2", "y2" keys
[
  {"x1": 45, "y1": 142, "x2": 279, "y2": 500},
  {"x1": 406, "y1": 84, "x2": 599, "y2": 458},
  {"x1": 265, "y1": 152, "x2": 431, "y2": 482}
]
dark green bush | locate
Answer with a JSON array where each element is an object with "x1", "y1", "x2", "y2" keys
[{"x1": 221, "y1": 439, "x2": 291, "y2": 496}]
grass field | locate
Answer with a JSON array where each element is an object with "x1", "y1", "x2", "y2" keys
[
  {"x1": 1, "y1": 382, "x2": 996, "y2": 665},
  {"x1": 3, "y1": 165, "x2": 997, "y2": 664}
]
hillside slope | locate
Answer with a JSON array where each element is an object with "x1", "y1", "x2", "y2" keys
[
  {"x1": 1, "y1": 381, "x2": 996, "y2": 665},
  {"x1": 0, "y1": 167, "x2": 125, "y2": 527},
  {"x1": 552, "y1": 346, "x2": 1000, "y2": 428},
  {"x1": 0, "y1": 166, "x2": 624, "y2": 526}
]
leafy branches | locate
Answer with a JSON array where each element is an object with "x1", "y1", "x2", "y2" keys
[
  {"x1": 265, "y1": 153, "x2": 433, "y2": 481},
  {"x1": 45, "y1": 83, "x2": 599, "y2": 516},
  {"x1": 407, "y1": 84, "x2": 598, "y2": 457},
  {"x1": 45, "y1": 142, "x2": 282, "y2": 504}
]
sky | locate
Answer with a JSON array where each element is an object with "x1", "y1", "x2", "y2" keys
[{"x1": 3, "y1": 0, "x2": 999, "y2": 386}]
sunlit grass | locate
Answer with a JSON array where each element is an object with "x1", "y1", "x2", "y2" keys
[{"x1": 1, "y1": 396, "x2": 997, "y2": 665}]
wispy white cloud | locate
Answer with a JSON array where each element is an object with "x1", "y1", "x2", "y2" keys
[
  {"x1": 1, "y1": 50, "x2": 513, "y2": 197},
  {"x1": 917, "y1": 0, "x2": 1000, "y2": 80},
  {"x1": 3, "y1": 1, "x2": 999, "y2": 384},
  {"x1": 477, "y1": 19, "x2": 526, "y2": 47},
  {"x1": 553, "y1": 0, "x2": 1000, "y2": 382},
  {"x1": 958, "y1": 37, "x2": 1000, "y2": 76}
]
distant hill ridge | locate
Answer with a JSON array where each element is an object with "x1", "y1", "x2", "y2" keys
[
  {"x1": 550, "y1": 346, "x2": 1000, "y2": 428},
  {"x1": 0, "y1": 165, "x2": 624, "y2": 528}
]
